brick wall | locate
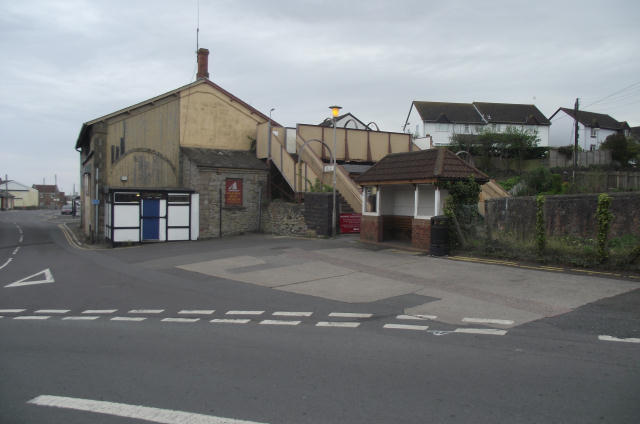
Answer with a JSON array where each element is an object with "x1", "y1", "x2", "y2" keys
[
  {"x1": 411, "y1": 218, "x2": 431, "y2": 251},
  {"x1": 485, "y1": 192, "x2": 640, "y2": 240},
  {"x1": 360, "y1": 215, "x2": 383, "y2": 242}
]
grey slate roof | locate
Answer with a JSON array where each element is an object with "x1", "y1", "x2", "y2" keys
[
  {"x1": 412, "y1": 101, "x2": 550, "y2": 126},
  {"x1": 552, "y1": 108, "x2": 627, "y2": 131},
  {"x1": 413, "y1": 101, "x2": 485, "y2": 124},
  {"x1": 181, "y1": 147, "x2": 268, "y2": 170},
  {"x1": 473, "y1": 102, "x2": 550, "y2": 125},
  {"x1": 355, "y1": 148, "x2": 489, "y2": 185}
]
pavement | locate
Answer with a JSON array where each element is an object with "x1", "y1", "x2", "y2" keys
[{"x1": 50, "y1": 215, "x2": 640, "y2": 336}]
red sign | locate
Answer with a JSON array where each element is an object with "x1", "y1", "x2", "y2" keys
[
  {"x1": 225, "y1": 179, "x2": 243, "y2": 206},
  {"x1": 340, "y1": 213, "x2": 361, "y2": 234}
]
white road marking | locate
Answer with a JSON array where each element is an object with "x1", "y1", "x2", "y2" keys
[
  {"x1": 316, "y1": 321, "x2": 360, "y2": 328},
  {"x1": 128, "y1": 309, "x2": 164, "y2": 314},
  {"x1": 14, "y1": 316, "x2": 50, "y2": 320},
  {"x1": 35, "y1": 309, "x2": 70, "y2": 314},
  {"x1": 19, "y1": 235, "x2": 23, "y2": 243},
  {"x1": 384, "y1": 323, "x2": 429, "y2": 331},
  {"x1": 328, "y1": 312, "x2": 372, "y2": 318},
  {"x1": 225, "y1": 310, "x2": 264, "y2": 316},
  {"x1": 272, "y1": 311, "x2": 313, "y2": 317},
  {"x1": 27, "y1": 394, "x2": 269, "y2": 424},
  {"x1": 12, "y1": 247, "x2": 20, "y2": 255},
  {"x1": 462, "y1": 317, "x2": 514, "y2": 326},
  {"x1": 4, "y1": 268, "x2": 55, "y2": 288},
  {"x1": 598, "y1": 335, "x2": 640, "y2": 344},
  {"x1": 211, "y1": 318, "x2": 251, "y2": 324},
  {"x1": 396, "y1": 314, "x2": 437, "y2": 320},
  {"x1": 0, "y1": 258, "x2": 12, "y2": 270},
  {"x1": 161, "y1": 318, "x2": 200, "y2": 323},
  {"x1": 259, "y1": 319, "x2": 301, "y2": 326},
  {"x1": 0, "y1": 309, "x2": 25, "y2": 313},
  {"x1": 111, "y1": 317, "x2": 146, "y2": 322},
  {"x1": 178, "y1": 310, "x2": 215, "y2": 315},
  {"x1": 454, "y1": 328, "x2": 508, "y2": 336},
  {"x1": 83, "y1": 309, "x2": 117, "y2": 314},
  {"x1": 63, "y1": 316, "x2": 100, "y2": 321}
]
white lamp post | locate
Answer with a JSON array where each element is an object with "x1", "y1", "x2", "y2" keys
[{"x1": 329, "y1": 105, "x2": 342, "y2": 237}]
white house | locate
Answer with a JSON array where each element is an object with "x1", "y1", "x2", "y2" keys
[
  {"x1": 548, "y1": 108, "x2": 631, "y2": 150},
  {"x1": 403, "y1": 101, "x2": 551, "y2": 149}
]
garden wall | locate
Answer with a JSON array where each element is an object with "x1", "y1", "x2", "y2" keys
[{"x1": 485, "y1": 192, "x2": 640, "y2": 240}]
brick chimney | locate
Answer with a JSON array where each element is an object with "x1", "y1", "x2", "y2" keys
[{"x1": 196, "y1": 48, "x2": 210, "y2": 79}]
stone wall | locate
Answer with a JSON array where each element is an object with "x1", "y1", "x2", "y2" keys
[
  {"x1": 183, "y1": 156, "x2": 268, "y2": 238},
  {"x1": 304, "y1": 193, "x2": 334, "y2": 237},
  {"x1": 261, "y1": 200, "x2": 308, "y2": 236},
  {"x1": 485, "y1": 192, "x2": 640, "y2": 240}
]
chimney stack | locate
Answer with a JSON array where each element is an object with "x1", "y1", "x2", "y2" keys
[{"x1": 196, "y1": 48, "x2": 210, "y2": 80}]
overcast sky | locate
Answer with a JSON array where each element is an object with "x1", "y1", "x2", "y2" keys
[{"x1": 2, "y1": 0, "x2": 639, "y2": 195}]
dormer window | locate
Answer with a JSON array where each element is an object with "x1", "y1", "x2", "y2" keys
[{"x1": 591, "y1": 128, "x2": 598, "y2": 138}]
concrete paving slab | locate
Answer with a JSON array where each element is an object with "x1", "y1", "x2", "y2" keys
[
  {"x1": 228, "y1": 261, "x2": 355, "y2": 288},
  {"x1": 315, "y1": 247, "x2": 424, "y2": 269},
  {"x1": 177, "y1": 256, "x2": 265, "y2": 276},
  {"x1": 277, "y1": 272, "x2": 421, "y2": 303}
]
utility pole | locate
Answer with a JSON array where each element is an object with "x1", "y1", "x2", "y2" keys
[{"x1": 573, "y1": 97, "x2": 579, "y2": 183}]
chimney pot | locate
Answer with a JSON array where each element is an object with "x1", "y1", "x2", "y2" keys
[{"x1": 197, "y1": 48, "x2": 210, "y2": 80}]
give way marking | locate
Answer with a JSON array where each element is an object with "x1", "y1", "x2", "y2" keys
[
  {"x1": 28, "y1": 394, "x2": 269, "y2": 424},
  {"x1": 4, "y1": 269, "x2": 55, "y2": 288}
]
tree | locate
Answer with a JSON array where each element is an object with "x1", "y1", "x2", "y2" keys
[{"x1": 600, "y1": 133, "x2": 640, "y2": 167}]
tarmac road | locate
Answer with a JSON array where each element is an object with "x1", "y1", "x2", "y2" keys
[{"x1": 1, "y1": 210, "x2": 638, "y2": 423}]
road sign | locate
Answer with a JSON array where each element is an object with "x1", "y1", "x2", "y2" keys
[{"x1": 92, "y1": 199, "x2": 99, "y2": 205}]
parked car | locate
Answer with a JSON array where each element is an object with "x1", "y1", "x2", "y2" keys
[{"x1": 61, "y1": 204, "x2": 73, "y2": 215}]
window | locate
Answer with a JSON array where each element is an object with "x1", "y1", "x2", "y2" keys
[
  {"x1": 590, "y1": 144, "x2": 596, "y2": 151},
  {"x1": 168, "y1": 194, "x2": 190, "y2": 204},
  {"x1": 363, "y1": 186, "x2": 378, "y2": 214},
  {"x1": 464, "y1": 124, "x2": 469, "y2": 133},
  {"x1": 114, "y1": 192, "x2": 140, "y2": 203},
  {"x1": 591, "y1": 128, "x2": 598, "y2": 138},
  {"x1": 437, "y1": 123, "x2": 449, "y2": 132}
]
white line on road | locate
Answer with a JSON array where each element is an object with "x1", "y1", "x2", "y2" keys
[
  {"x1": 128, "y1": 309, "x2": 164, "y2": 314},
  {"x1": 462, "y1": 317, "x2": 514, "y2": 326},
  {"x1": 178, "y1": 310, "x2": 215, "y2": 315},
  {"x1": 12, "y1": 247, "x2": 20, "y2": 255},
  {"x1": 211, "y1": 318, "x2": 251, "y2": 324},
  {"x1": 0, "y1": 258, "x2": 12, "y2": 270},
  {"x1": 328, "y1": 312, "x2": 372, "y2": 318},
  {"x1": 396, "y1": 314, "x2": 437, "y2": 320},
  {"x1": 225, "y1": 310, "x2": 264, "y2": 316},
  {"x1": 28, "y1": 394, "x2": 269, "y2": 424},
  {"x1": 259, "y1": 319, "x2": 301, "y2": 326},
  {"x1": 316, "y1": 321, "x2": 360, "y2": 328},
  {"x1": 111, "y1": 317, "x2": 146, "y2": 322},
  {"x1": 18, "y1": 235, "x2": 23, "y2": 243},
  {"x1": 14, "y1": 316, "x2": 50, "y2": 320},
  {"x1": 161, "y1": 318, "x2": 200, "y2": 323},
  {"x1": 272, "y1": 311, "x2": 313, "y2": 317},
  {"x1": 83, "y1": 309, "x2": 117, "y2": 314},
  {"x1": 598, "y1": 335, "x2": 640, "y2": 344},
  {"x1": 63, "y1": 316, "x2": 100, "y2": 321},
  {"x1": 35, "y1": 309, "x2": 70, "y2": 314},
  {"x1": 384, "y1": 323, "x2": 429, "y2": 331},
  {"x1": 454, "y1": 328, "x2": 508, "y2": 336},
  {"x1": 0, "y1": 309, "x2": 25, "y2": 313}
]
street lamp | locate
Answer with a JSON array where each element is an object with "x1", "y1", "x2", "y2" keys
[{"x1": 329, "y1": 105, "x2": 342, "y2": 237}]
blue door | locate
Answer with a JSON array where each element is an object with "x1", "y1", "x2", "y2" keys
[{"x1": 142, "y1": 199, "x2": 160, "y2": 240}]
